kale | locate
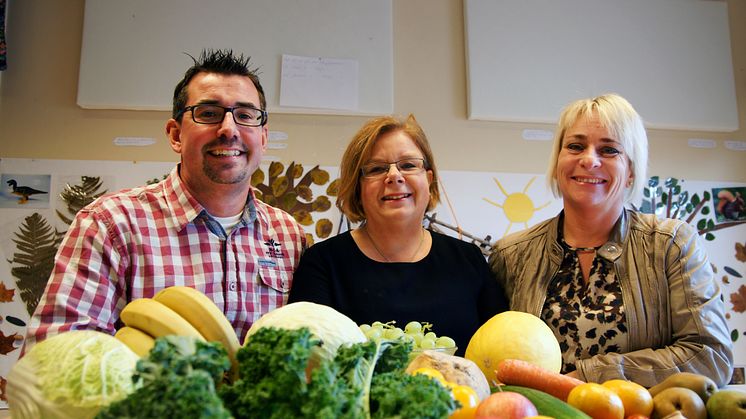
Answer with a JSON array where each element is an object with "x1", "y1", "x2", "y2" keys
[
  {"x1": 219, "y1": 327, "x2": 350, "y2": 419},
  {"x1": 96, "y1": 336, "x2": 232, "y2": 419},
  {"x1": 369, "y1": 372, "x2": 457, "y2": 419},
  {"x1": 220, "y1": 327, "x2": 455, "y2": 419}
]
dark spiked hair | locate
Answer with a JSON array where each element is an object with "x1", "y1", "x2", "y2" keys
[{"x1": 171, "y1": 49, "x2": 266, "y2": 120}]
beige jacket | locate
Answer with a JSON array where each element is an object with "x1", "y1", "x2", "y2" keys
[{"x1": 489, "y1": 209, "x2": 733, "y2": 387}]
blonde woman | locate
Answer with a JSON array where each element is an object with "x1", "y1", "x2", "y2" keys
[{"x1": 490, "y1": 94, "x2": 733, "y2": 387}]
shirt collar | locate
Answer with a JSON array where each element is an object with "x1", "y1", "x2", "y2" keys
[
  {"x1": 164, "y1": 164, "x2": 259, "y2": 234},
  {"x1": 554, "y1": 209, "x2": 626, "y2": 262}
]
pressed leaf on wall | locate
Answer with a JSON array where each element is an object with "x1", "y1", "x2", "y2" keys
[
  {"x1": 736, "y1": 242, "x2": 746, "y2": 262},
  {"x1": 268, "y1": 161, "x2": 284, "y2": 178},
  {"x1": 731, "y1": 285, "x2": 746, "y2": 313},
  {"x1": 315, "y1": 219, "x2": 333, "y2": 238},
  {"x1": 327, "y1": 179, "x2": 339, "y2": 196},
  {"x1": 282, "y1": 192, "x2": 299, "y2": 210},
  {"x1": 5, "y1": 315, "x2": 26, "y2": 327},
  {"x1": 251, "y1": 169, "x2": 265, "y2": 186},
  {"x1": 0, "y1": 282, "x2": 15, "y2": 302},
  {"x1": 309, "y1": 167, "x2": 330, "y2": 185},
  {"x1": 251, "y1": 161, "x2": 339, "y2": 244},
  {"x1": 271, "y1": 176, "x2": 290, "y2": 196},
  {"x1": 312, "y1": 196, "x2": 331, "y2": 212},
  {"x1": 9, "y1": 213, "x2": 65, "y2": 316},
  {"x1": 296, "y1": 184, "x2": 313, "y2": 201},
  {"x1": 289, "y1": 163, "x2": 304, "y2": 179},
  {"x1": 724, "y1": 266, "x2": 742, "y2": 278},
  {"x1": 0, "y1": 330, "x2": 23, "y2": 355},
  {"x1": 293, "y1": 210, "x2": 313, "y2": 226},
  {"x1": 56, "y1": 176, "x2": 107, "y2": 225}
]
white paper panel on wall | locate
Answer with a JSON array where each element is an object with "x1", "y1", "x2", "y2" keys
[
  {"x1": 464, "y1": 0, "x2": 739, "y2": 132},
  {"x1": 77, "y1": 0, "x2": 393, "y2": 116}
]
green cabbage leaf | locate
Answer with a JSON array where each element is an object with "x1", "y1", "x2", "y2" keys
[{"x1": 7, "y1": 330, "x2": 139, "y2": 419}]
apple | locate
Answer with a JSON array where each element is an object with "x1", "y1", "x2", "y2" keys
[
  {"x1": 475, "y1": 391, "x2": 538, "y2": 419},
  {"x1": 705, "y1": 389, "x2": 746, "y2": 419},
  {"x1": 626, "y1": 415, "x2": 651, "y2": 419},
  {"x1": 651, "y1": 387, "x2": 707, "y2": 419}
]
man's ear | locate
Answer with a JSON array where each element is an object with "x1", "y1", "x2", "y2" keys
[
  {"x1": 260, "y1": 124, "x2": 269, "y2": 151},
  {"x1": 166, "y1": 119, "x2": 182, "y2": 153}
]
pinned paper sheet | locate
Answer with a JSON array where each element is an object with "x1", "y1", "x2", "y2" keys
[{"x1": 279, "y1": 54, "x2": 359, "y2": 111}]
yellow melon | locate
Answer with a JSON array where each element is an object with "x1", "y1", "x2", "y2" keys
[{"x1": 465, "y1": 311, "x2": 562, "y2": 384}]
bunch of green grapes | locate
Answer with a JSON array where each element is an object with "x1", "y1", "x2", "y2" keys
[{"x1": 358, "y1": 321, "x2": 456, "y2": 350}]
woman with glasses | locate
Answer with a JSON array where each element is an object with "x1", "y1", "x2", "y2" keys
[
  {"x1": 288, "y1": 115, "x2": 507, "y2": 355},
  {"x1": 489, "y1": 94, "x2": 733, "y2": 387}
]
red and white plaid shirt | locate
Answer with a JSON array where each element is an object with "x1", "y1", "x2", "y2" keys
[{"x1": 25, "y1": 165, "x2": 306, "y2": 349}]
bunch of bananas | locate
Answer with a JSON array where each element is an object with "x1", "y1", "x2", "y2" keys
[{"x1": 115, "y1": 286, "x2": 241, "y2": 379}]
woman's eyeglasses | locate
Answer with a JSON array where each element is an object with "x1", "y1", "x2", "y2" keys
[{"x1": 360, "y1": 158, "x2": 427, "y2": 179}]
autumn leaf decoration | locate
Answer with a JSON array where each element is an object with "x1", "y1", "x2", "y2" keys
[
  {"x1": 56, "y1": 176, "x2": 107, "y2": 225},
  {"x1": 0, "y1": 282, "x2": 14, "y2": 302},
  {"x1": 736, "y1": 242, "x2": 746, "y2": 263},
  {"x1": 252, "y1": 161, "x2": 338, "y2": 245},
  {"x1": 0, "y1": 375, "x2": 7, "y2": 401},
  {"x1": 0, "y1": 331, "x2": 23, "y2": 357},
  {"x1": 8, "y1": 213, "x2": 65, "y2": 316},
  {"x1": 732, "y1": 285, "x2": 746, "y2": 314}
]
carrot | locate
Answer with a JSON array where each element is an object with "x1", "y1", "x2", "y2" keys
[{"x1": 494, "y1": 358, "x2": 585, "y2": 402}]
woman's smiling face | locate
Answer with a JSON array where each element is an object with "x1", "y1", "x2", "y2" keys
[
  {"x1": 359, "y1": 129, "x2": 433, "y2": 227},
  {"x1": 556, "y1": 112, "x2": 632, "y2": 215}
]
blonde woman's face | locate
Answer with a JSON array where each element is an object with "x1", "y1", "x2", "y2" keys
[{"x1": 556, "y1": 113, "x2": 632, "y2": 215}]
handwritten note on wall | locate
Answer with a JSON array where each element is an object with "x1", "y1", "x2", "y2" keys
[{"x1": 279, "y1": 54, "x2": 359, "y2": 111}]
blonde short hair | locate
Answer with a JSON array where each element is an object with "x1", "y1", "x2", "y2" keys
[
  {"x1": 546, "y1": 93, "x2": 648, "y2": 205},
  {"x1": 336, "y1": 114, "x2": 440, "y2": 223}
]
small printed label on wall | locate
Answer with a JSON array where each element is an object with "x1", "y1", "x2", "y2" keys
[
  {"x1": 687, "y1": 138, "x2": 717, "y2": 149},
  {"x1": 113, "y1": 137, "x2": 156, "y2": 147},
  {"x1": 521, "y1": 129, "x2": 553, "y2": 141},
  {"x1": 724, "y1": 140, "x2": 746, "y2": 151}
]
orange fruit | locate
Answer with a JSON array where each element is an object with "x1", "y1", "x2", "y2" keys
[
  {"x1": 602, "y1": 379, "x2": 654, "y2": 417},
  {"x1": 449, "y1": 384, "x2": 479, "y2": 419},
  {"x1": 567, "y1": 382, "x2": 625, "y2": 419}
]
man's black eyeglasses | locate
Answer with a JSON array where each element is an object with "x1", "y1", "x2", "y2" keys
[{"x1": 178, "y1": 104, "x2": 268, "y2": 127}]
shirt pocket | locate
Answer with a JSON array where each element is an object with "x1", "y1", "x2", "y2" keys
[{"x1": 258, "y1": 265, "x2": 293, "y2": 293}]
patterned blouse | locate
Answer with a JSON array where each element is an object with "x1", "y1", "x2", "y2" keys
[{"x1": 541, "y1": 237, "x2": 629, "y2": 373}]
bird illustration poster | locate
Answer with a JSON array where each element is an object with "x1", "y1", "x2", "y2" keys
[{"x1": 0, "y1": 174, "x2": 51, "y2": 208}]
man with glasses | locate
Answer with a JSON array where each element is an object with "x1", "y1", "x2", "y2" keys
[{"x1": 25, "y1": 49, "x2": 306, "y2": 350}]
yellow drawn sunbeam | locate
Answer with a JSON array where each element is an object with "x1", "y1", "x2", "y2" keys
[{"x1": 483, "y1": 176, "x2": 550, "y2": 238}]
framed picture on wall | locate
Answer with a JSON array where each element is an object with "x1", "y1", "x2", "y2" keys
[{"x1": 712, "y1": 187, "x2": 746, "y2": 223}]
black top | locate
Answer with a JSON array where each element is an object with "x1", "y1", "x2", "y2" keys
[{"x1": 288, "y1": 230, "x2": 508, "y2": 355}]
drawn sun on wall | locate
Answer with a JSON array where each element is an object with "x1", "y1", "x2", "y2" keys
[{"x1": 484, "y1": 176, "x2": 551, "y2": 238}]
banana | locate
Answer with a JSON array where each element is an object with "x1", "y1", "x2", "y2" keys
[
  {"x1": 153, "y1": 286, "x2": 240, "y2": 378},
  {"x1": 115, "y1": 326, "x2": 156, "y2": 357},
  {"x1": 119, "y1": 297, "x2": 205, "y2": 341}
]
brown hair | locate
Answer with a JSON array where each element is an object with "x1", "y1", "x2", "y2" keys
[{"x1": 336, "y1": 114, "x2": 440, "y2": 223}]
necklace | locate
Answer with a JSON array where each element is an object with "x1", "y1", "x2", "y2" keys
[
  {"x1": 561, "y1": 237, "x2": 599, "y2": 254},
  {"x1": 363, "y1": 225, "x2": 425, "y2": 262}
]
